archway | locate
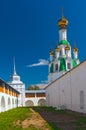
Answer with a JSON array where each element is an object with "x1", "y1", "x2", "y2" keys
[
  {"x1": 8, "y1": 97, "x2": 11, "y2": 109},
  {"x1": 38, "y1": 99, "x2": 46, "y2": 106},
  {"x1": 25, "y1": 100, "x2": 34, "y2": 106},
  {"x1": 1, "y1": 96, "x2": 5, "y2": 112}
]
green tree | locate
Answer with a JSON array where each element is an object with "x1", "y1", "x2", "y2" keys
[
  {"x1": 28, "y1": 85, "x2": 34, "y2": 90},
  {"x1": 34, "y1": 86, "x2": 40, "y2": 90},
  {"x1": 28, "y1": 85, "x2": 40, "y2": 90}
]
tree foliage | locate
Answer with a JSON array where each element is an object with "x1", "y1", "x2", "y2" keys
[{"x1": 28, "y1": 85, "x2": 40, "y2": 90}]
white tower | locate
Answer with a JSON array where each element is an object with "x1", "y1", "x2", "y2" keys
[
  {"x1": 8, "y1": 59, "x2": 25, "y2": 106},
  {"x1": 48, "y1": 12, "x2": 80, "y2": 83}
]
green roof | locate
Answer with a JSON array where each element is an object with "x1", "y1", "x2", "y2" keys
[{"x1": 59, "y1": 40, "x2": 69, "y2": 45}]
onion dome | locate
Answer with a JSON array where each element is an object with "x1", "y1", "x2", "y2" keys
[
  {"x1": 73, "y1": 47, "x2": 78, "y2": 52},
  {"x1": 59, "y1": 40, "x2": 69, "y2": 45},
  {"x1": 73, "y1": 44, "x2": 78, "y2": 52},
  {"x1": 57, "y1": 16, "x2": 68, "y2": 28},
  {"x1": 65, "y1": 44, "x2": 70, "y2": 50},
  {"x1": 55, "y1": 45, "x2": 60, "y2": 52},
  {"x1": 49, "y1": 50, "x2": 54, "y2": 55}
]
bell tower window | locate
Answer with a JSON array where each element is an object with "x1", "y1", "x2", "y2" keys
[
  {"x1": 50, "y1": 63, "x2": 54, "y2": 73},
  {"x1": 55, "y1": 64, "x2": 58, "y2": 71},
  {"x1": 67, "y1": 63, "x2": 71, "y2": 69}
]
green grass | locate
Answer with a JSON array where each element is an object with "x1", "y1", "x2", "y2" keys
[
  {"x1": 0, "y1": 107, "x2": 59, "y2": 130},
  {"x1": 0, "y1": 107, "x2": 86, "y2": 130},
  {"x1": 0, "y1": 107, "x2": 31, "y2": 130}
]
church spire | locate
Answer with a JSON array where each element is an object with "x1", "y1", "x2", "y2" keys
[
  {"x1": 61, "y1": 7, "x2": 64, "y2": 18},
  {"x1": 13, "y1": 58, "x2": 16, "y2": 75}
]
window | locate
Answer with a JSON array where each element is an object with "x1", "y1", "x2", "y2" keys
[
  {"x1": 67, "y1": 63, "x2": 71, "y2": 69},
  {"x1": 80, "y1": 91, "x2": 84, "y2": 109},
  {"x1": 55, "y1": 64, "x2": 58, "y2": 71},
  {"x1": 50, "y1": 63, "x2": 54, "y2": 73}
]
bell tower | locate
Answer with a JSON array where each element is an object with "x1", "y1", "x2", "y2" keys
[
  {"x1": 8, "y1": 59, "x2": 25, "y2": 106},
  {"x1": 48, "y1": 11, "x2": 80, "y2": 82}
]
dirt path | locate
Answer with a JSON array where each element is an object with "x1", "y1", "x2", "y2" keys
[
  {"x1": 14, "y1": 108, "x2": 50, "y2": 130},
  {"x1": 14, "y1": 107, "x2": 86, "y2": 130},
  {"x1": 22, "y1": 108, "x2": 49, "y2": 130}
]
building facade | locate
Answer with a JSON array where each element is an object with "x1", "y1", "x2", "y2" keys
[{"x1": 48, "y1": 13, "x2": 80, "y2": 82}]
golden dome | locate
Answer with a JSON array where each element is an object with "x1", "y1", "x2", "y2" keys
[
  {"x1": 49, "y1": 50, "x2": 54, "y2": 55},
  {"x1": 73, "y1": 43, "x2": 78, "y2": 52},
  {"x1": 65, "y1": 44, "x2": 70, "y2": 50},
  {"x1": 55, "y1": 46, "x2": 60, "y2": 52},
  {"x1": 73, "y1": 47, "x2": 78, "y2": 52},
  {"x1": 57, "y1": 17, "x2": 68, "y2": 28}
]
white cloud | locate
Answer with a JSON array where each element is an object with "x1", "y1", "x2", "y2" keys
[
  {"x1": 26, "y1": 59, "x2": 48, "y2": 67},
  {"x1": 41, "y1": 80, "x2": 48, "y2": 84}
]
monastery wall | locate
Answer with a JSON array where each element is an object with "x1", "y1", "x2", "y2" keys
[
  {"x1": 46, "y1": 61, "x2": 86, "y2": 113},
  {"x1": 25, "y1": 90, "x2": 46, "y2": 106}
]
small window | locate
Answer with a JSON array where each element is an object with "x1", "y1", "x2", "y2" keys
[
  {"x1": 67, "y1": 63, "x2": 71, "y2": 69},
  {"x1": 55, "y1": 64, "x2": 58, "y2": 71},
  {"x1": 80, "y1": 91, "x2": 84, "y2": 109}
]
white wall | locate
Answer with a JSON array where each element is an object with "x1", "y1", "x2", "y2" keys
[
  {"x1": 25, "y1": 97, "x2": 46, "y2": 106},
  {"x1": 46, "y1": 61, "x2": 86, "y2": 113},
  {"x1": 0, "y1": 92, "x2": 20, "y2": 112}
]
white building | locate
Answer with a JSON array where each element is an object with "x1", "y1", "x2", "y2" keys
[
  {"x1": 8, "y1": 61, "x2": 46, "y2": 108},
  {"x1": 8, "y1": 61, "x2": 25, "y2": 106},
  {"x1": 46, "y1": 13, "x2": 86, "y2": 113}
]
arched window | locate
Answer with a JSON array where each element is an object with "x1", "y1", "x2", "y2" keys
[
  {"x1": 50, "y1": 63, "x2": 53, "y2": 73},
  {"x1": 60, "y1": 58, "x2": 66, "y2": 71},
  {"x1": 67, "y1": 63, "x2": 71, "y2": 69},
  {"x1": 55, "y1": 64, "x2": 58, "y2": 71}
]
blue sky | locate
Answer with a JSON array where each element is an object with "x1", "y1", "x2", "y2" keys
[{"x1": 0, "y1": 0, "x2": 86, "y2": 88}]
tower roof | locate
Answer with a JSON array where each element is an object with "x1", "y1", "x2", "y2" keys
[
  {"x1": 55, "y1": 45, "x2": 60, "y2": 52},
  {"x1": 49, "y1": 50, "x2": 54, "y2": 55},
  {"x1": 8, "y1": 59, "x2": 23, "y2": 84},
  {"x1": 58, "y1": 17, "x2": 68, "y2": 28},
  {"x1": 73, "y1": 43, "x2": 78, "y2": 52},
  {"x1": 59, "y1": 40, "x2": 69, "y2": 45},
  {"x1": 57, "y1": 10, "x2": 68, "y2": 29},
  {"x1": 13, "y1": 58, "x2": 17, "y2": 75},
  {"x1": 65, "y1": 44, "x2": 70, "y2": 50}
]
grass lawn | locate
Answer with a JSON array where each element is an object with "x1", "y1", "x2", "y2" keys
[{"x1": 0, "y1": 107, "x2": 86, "y2": 130}]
